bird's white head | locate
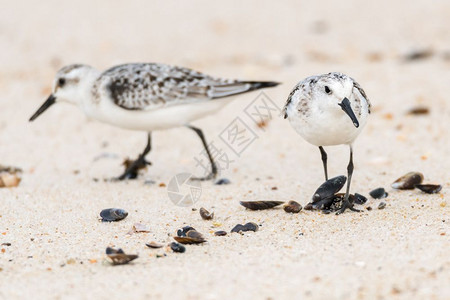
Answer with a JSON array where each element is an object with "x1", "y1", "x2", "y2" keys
[
  {"x1": 29, "y1": 64, "x2": 99, "y2": 121},
  {"x1": 311, "y1": 72, "x2": 361, "y2": 127},
  {"x1": 284, "y1": 72, "x2": 370, "y2": 129}
]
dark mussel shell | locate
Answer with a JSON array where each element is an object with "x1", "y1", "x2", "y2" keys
[
  {"x1": 100, "y1": 208, "x2": 128, "y2": 222},
  {"x1": 369, "y1": 188, "x2": 388, "y2": 199},
  {"x1": 199, "y1": 207, "x2": 214, "y2": 220},
  {"x1": 415, "y1": 184, "x2": 442, "y2": 194},
  {"x1": 170, "y1": 242, "x2": 186, "y2": 253},
  {"x1": 105, "y1": 247, "x2": 138, "y2": 265},
  {"x1": 378, "y1": 202, "x2": 386, "y2": 209},
  {"x1": 215, "y1": 178, "x2": 231, "y2": 185},
  {"x1": 354, "y1": 193, "x2": 368, "y2": 205},
  {"x1": 173, "y1": 230, "x2": 207, "y2": 244},
  {"x1": 391, "y1": 172, "x2": 424, "y2": 190},
  {"x1": 239, "y1": 201, "x2": 284, "y2": 210},
  {"x1": 312, "y1": 175, "x2": 347, "y2": 203},
  {"x1": 231, "y1": 222, "x2": 259, "y2": 233},
  {"x1": 177, "y1": 226, "x2": 196, "y2": 237},
  {"x1": 283, "y1": 201, "x2": 302, "y2": 213},
  {"x1": 214, "y1": 230, "x2": 227, "y2": 236}
]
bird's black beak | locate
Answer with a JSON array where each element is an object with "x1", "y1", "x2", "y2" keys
[
  {"x1": 338, "y1": 97, "x2": 359, "y2": 128},
  {"x1": 29, "y1": 94, "x2": 56, "y2": 121}
]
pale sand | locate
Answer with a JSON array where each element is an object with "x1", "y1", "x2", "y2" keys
[{"x1": 0, "y1": 1, "x2": 449, "y2": 299}]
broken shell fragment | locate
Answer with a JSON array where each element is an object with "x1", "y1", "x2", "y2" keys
[
  {"x1": 239, "y1": 201, "x2": 284, "y2": 210},
  {"x1": 378, "y1": 202, "x2": 386, "y2": 209},
  {"x1": 303, "y1": 203, "x2": 313, "y2": 210},
  {"x1": 170, "y1": 242, "x2": 186, "y2": 253},
  {"x1": 214, "y1": 230, "x2": 227, "y2": 236},
  {"x1": 100, "y1": 208, "x2": 128, "y2": 222},
  {"x1": 369, "y1": 188, "x2": 388, "y2": 199},
  {"x1": 0, "y1": 173, "x2": 21, "y2": 188},
  {"x1": 283, "y1": 201, "x2": 302, "y2": 213},
  {"x1": 407, "y1": 106, "x2": 429, "y2": 115},
  {"x1": 145, "y1": 242, "x2": 163, "y2": 249},
  {"x1": 215, "y1": 178, "x2": 231, "y2": 185},
  {"x1": 105, "y1": 247, "x2": 138, "y2": 265},
  {"x1": 391, "y1": 172, "x2": 424, "y2": 190},
  {"x1": 231, "y1": 222, "x2": 259, "y2": 233},
  {"x1": 415, "y1": 184, "x2": 442, "y2": 194},
  {"x1": 174, "y1": 230, "x2": 207, "y2": 244},
  {"x1": 312, "y1": 175, "x2": 347, "y2": 203},
  {"x1": 199, "y1": 207, "x2": 214, "y2": 220},
  {"x1": 127, "y1": 223, "x2": 150, "y2": 234}
]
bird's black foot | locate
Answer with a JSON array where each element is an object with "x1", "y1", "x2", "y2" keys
[
  {"x1": 336, "y1": 198, "x2": 361, "y2": 215},
  {"x1": 115, "y1": 156, "x2": 152, "y2": 180}
]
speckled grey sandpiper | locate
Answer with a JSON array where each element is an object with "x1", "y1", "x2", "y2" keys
[
  {"x1": 283, "y1": 72, "x2": 371, "y2": 214},
  {"x1": 30, "y1": 63, "x2": 279, "y2": 180}
]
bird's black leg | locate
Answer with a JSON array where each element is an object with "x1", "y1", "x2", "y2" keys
[
  {"x1": 336, "y1": 145, "x2": 360, "y2": 214},
  {"x1": 319, "y1": 146, "x2": 328, "y2": 181},
  {"x1": 116, "y1": 133, "x2": 152, "y2": 180},
  {"x1": 188, "y1": 126, "x2": 217, "y2": 181}
]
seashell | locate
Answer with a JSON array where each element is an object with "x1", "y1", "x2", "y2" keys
[
  {"x1": 283, "y1": 201, "x2": 302, "y2": 213},
  {"x1": 0, "y1": 173, "x2": 21, "y2": 188},
  {"x1": 127, "y1": 223, "x2": 150, "y2": 234},
  {"x1": 100, "y1": 208, "x2": 128, "y2": 222},
  {"x1": 407, "y1": 106, "x2": 429, "y2": 115},
  {"x1": 199, "y1": 207, "x2": 214, "y2": 220},
  {"x1": 173, "y1": 230, "x2": 206, "y2": 244},
  {"x1": 177, "y1": 226, "x2": 196, "y2": 237},
  {"x1": 312, "y1": 175, "x2": 347, "y2": 203},
  {"x1": 145, "y1": 241, "x2": 163, "y2": 249},
  {"x1": 215, "y1": 178, "x2": 231, "y2": 185},
  {"x1": 231, "y1": 222, "x2": 259, "y2": 233},
  {"x1": 105, "y1": 247, "x2": 138, "y2": 265},
  {"x1": 231, "y1": 224, "x2": 245, "y2": 233},
  {"x1": 369, "y1": 188, "x2": 388, "y2": 199},
  {"x1": 239, "y1": 201, "x2": 284, "y2": 210},
  {"x1": 391, "y1": 172, "x2": 424, "y2": 190},
  {"x1": 415, "y1": 184, "x2": 442, "y2": 194},
  {"x1": 170, "y1": 242, "x2": 186, "y2": 253},
  {"x1": 303, "y1": 203, "x2": 313, "y2": 210},
  {"x1": 353, "y1": 193, "x2": 368, "y2": 205},
  {"x1": 214, "y1": 230, "x2": 227, "y2": 236},
  {"x1": 378, "y1": 202, "x2": 386, "y2": 209}
]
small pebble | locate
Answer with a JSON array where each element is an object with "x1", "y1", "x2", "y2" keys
[{"x1": 378, "y1": 202, "x2": 386, "y2": 210}]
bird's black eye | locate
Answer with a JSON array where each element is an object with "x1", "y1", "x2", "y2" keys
[
  {"x1": 324, "y1": 86, "x2": 331, "y2": 94},
  {"x1": 58, "y1": 78, "x2": 66, "y2": 87}
]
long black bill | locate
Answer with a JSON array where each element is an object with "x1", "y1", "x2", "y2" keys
[
  {"x1": 29, "y1": 94, "x2": 56, "y2": 121},
  {"x1": 338, "y1": 97, "x2": 359, "y2": 128}
]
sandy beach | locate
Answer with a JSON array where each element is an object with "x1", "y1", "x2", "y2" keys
[{"x1": 0, "y1": 1, "x2": 449, "y2": 299}]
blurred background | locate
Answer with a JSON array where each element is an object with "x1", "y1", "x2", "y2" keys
[{"x1": 0, "y1": 0, "x2": 449, "y2": 189}]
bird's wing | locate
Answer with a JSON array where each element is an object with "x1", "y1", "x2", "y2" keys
[
  {"x1": 352, "y1": 80, "x2": 371, "y2": 114},
  {"x1": 95, "y1": 63, "x2": 277, "y2": 111},
  {"x1": 282, "y1": 76, "x2": 315, "y2": 118}
]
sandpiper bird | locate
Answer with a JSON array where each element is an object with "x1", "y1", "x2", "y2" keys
[
  {"x1": 283, "y1": 72, "x2": 371, "y2": 214},
  {"x1": 30, "y1": 63, "x2": 279, "y2": 180}
]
